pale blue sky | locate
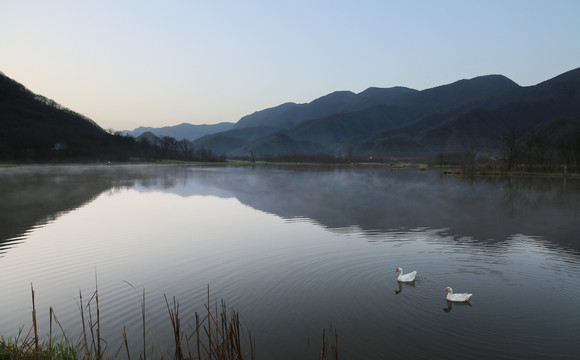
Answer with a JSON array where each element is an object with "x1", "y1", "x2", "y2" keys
[{"x1": 1, "y1": 0, "x2": 579, "y2": 130}]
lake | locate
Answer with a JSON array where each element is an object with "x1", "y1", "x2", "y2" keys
[{"x1": 1, "y1": 164, "x2": 579, "y2": 359}]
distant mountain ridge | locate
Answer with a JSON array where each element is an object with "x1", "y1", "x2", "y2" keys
[
  {"x1": 234, "y1": 86, "x2": 418, "y2": 130},
  {"x1": 191, "y1": 68, "x2": 580, "y2": 158},
  {"x1": 125, "y1": 122, "x2": 234, "y2": 141},
  {"x1": 3, "y1": 66, "x2": 580, "y2": 162}
]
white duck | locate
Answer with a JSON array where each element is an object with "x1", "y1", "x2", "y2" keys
[
  {"x1": 395, "y1": 267, "x2": 417, "y2": 282},
  {"x1": 444, "y1": 287, "x2": 472, "y2": 302}
]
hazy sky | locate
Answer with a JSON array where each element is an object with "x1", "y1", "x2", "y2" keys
[{"x1": 1, "y1": 1, "x2": 580, "y2": 131}]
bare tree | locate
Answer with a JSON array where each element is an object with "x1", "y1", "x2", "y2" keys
[
  {"x1": 160, "y1": 136, "x2": 178, "y2": 158},
  {"x1": 497, "y1": 125, "x2": 521, "y2": 171},
  {"x1": 461, "y1": 136, "x2": 481, "y2": 172},
  {"x1": 177, "y1": 139, "x2": 193, "y2": 160}
]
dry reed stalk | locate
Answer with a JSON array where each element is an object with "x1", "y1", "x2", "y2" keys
[
  {"x1": 203, "y1": 300, "x2": 217, "y2": 359},
  {"x1": 15, "y1": 283, "x2": 264, "y2": 360},
  {"x1": 86, "y1": 293, "x2": 96, "y2": 356},
  {"x1": 195, "y1": 312, "x2": 201, "y2": 360},
  {"x1": 164, "y1": 295, "x2": 184, "y2": 360},
  {"x1": 142, "y1": 289, "x2": 146, "y2": 360},
  {"x1": 79, "y1": 290, "x2": 90, "y2": 356},
  {"x1": 31, "y1": 283, "x2": 40, "y2": 359},
  {"x1": 206, "y1": 286, "x2": 212, "y2": 359},
  {"x1": 320, "y1": 328, "x2": 327, "y2": 360},
  {"x1": 49, "y1": 306, "x2": 54, "y2": 360},
  {"x1": 81, "y1": 287, "x2": 108, "y2": 359},
  {"x1": 48, "y1": 305, "x2": 72, "y2": 360},
  {"x1": 123, "y1": 325, "x2": 131, "y2": 360},
  {"x1": 319, "y1": 326, "x2": 338, "y2": 360},
  {"x1": 333, "y1": 329, "x2": 338, "y2": 360},
  {"x1": 175, "y1": 287, "x2": 255, "y2": 360},
  {"x1": 95, "y1": 283, "x2": 102, "y2": 360},
  {"x1": 249, "y1": 331, "x2": 255, "y2": 360}
]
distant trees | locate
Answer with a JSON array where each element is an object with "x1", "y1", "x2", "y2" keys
[
  {"x1": 177, "y1": 139, "x2": 193, "y2": 159},
  {"x1": 493, "y1": 119, "x2": 580, "y2": 173},
  {"x1": 135, "y1": 136, "x2": 224, "y2": 162},
  {"x1": 497, "y1": 125, "x2": 521, "y2": 171},
  {"x1": 258, "y1": 152, "x2": 373, "y2": 164},
  {"x1": 159, "y1": 136, "x2": 179, "y2": 158},
  {"x1": 0, "y1": 128, "x2": 226, "y2": 163},
  {"x1": 461, "y1": 136, "x2": 481, "y2": 173},
  {"x1": 430, "y1": 119, "x2": 580, "y2": 175}
]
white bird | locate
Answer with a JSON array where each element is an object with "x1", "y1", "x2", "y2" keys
[
  {"x1": 395, "y1": 267, "x2": 417, "y2": 282},
  {"x1": 444, "y1": 287, "x2": 473, "y2": 302}
]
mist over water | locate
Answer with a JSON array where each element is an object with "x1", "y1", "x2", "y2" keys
[{"x1": 1, "y1": 165, "x2": 579, "y2": 359}]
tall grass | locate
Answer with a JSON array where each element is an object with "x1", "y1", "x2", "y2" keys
[{"x1": 0, "y1": 284, "x2": 337, "y2": 360}]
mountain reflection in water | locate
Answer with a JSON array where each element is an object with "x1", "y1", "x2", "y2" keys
[
  {"x1": 1, "y1": 165, "x2": 579, "y2": 360},
  {"x1": 3, "y1": 165, "x2": 578, "y2": 253},
  {"x1": 135, "y1": 165, "x2": 580, "y2": 252}
]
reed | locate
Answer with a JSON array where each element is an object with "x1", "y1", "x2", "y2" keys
[
  {"x1": 165, "y1": 287, "x2": 256, "y2": 360},
  {"x1": 0, "y1": 286, "x2": 77, "y2": 360},
  {"x1": 319, "y1": 326, "x2": 338, "y2": 360},
  {"x1": 1, "y1": 284, "x2": 336, "y2": 359}
]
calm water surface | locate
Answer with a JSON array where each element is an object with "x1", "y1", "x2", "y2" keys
[{"x1": 1, "y1": 165, "x2": 579, "y2": 359}]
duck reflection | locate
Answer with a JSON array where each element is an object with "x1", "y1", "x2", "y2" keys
[
  {"x1": 443, "y1": 300, "x2": 472, "y2": 312},
  {"x1": 394, "y1": 281, "x2": 416, "y2": 294}
]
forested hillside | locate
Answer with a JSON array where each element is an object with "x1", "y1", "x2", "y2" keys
[
  {"x1": 0, "y1": 72, "x2": 221, "y2": 162},
  {"x1": 0, "y1": 71, "x2": 134, "y2": 161},
  {"x1": 194, "y1": 68, "x2": 580, "y2": 167}
]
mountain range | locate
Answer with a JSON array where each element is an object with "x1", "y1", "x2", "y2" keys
[
  {"x1": 125, "y1": 122, "x2": 234, "y2": 140},
  {"x1": 187, "y1": 68, "x2": 580, "y2": 158},
  {"x1": 3, "y1": 67, "x2": 580, "y2": 161}
]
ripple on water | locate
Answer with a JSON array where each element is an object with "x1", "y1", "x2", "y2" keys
[{"x1": 2, "y1": 176, "x2": 580, "y2": 360}]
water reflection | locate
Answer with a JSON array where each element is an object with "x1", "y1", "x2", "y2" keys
[
  {"x1": 394, "y1": 281, "x2": 415, "y2": 295},
  {"x1": 173, "y1": 166, "x2": 580, "y2": 253},
  {"x1": 0, "y1": 165, "x2": 168, "y2": 256},
  {"x1": 443, "y1": 300, "x2": 472, "y2": 313},
  {"x1": 1, "y1": 165, "x2": 579, "y2": 360},
  {"x1": 2, "y1": 165, "x2": 580, "y2": 257}
]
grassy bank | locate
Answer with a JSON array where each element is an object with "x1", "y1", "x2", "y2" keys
[
  {"x1": 0, "y1": 285, "x2": 338, "y2": 360},
  {"x1": 437, "y1": 165, "x2": 580, "y2": 178}
]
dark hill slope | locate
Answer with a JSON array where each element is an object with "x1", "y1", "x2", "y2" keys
[
  {"x1": 289, "y1": 105, "x2": 414, "y2": 149},
  {"x1": 0, "y1": 72, "x2": 106, "y2": 139},
  {"x1": 521, "y1": 67, "x2": 580, "y2": 101},
  {"x1": 0, "y1": 71, "x2": 133, "y2": 161},
  {"x1": 353, "y1": 69, "x2": 580, "y2": 157},
  {"x1": 416, "y1": 69, "x2": 580, "y2": 154},
  {"x1": 193, "y1": 125, "x2": 276, "y2": 155},
  {"x1": 530, "y1": 117, "x2": 580, "y2": 140},
  {"x1": 247, "y1": 133, "x2": 327, "y2": 156},
  {"x1": 234, "y1": 102, "x2": 305, "y2": 130},
  {"x1": 394, "y1": 75, "x2": 520, "y2": 115}
]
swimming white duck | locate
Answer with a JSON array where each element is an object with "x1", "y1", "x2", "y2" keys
[
  {"x1": 444, "y1": 287, "x2": 472, "y2": 302},
  {"x1": 395, "y1": 267, "x2": 417, "y2": 282}
]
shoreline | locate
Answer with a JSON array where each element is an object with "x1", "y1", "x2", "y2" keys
[{"x1": 3, "y1": 160, "x2": 579, "y2": 177}]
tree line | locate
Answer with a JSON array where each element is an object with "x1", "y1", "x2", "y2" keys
[
  {"x1": 0, "y1": 131, "x2": 225, "y2": 163},
  {"x1": 496, "y1": 123, "x2": 580, "y2": 173},
  {"x1": 134, "y1": 134, "x2": 225, "y2": 162},
  {"x1": 435, "y1": 119, "x2": 580, "y2": 174}
]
